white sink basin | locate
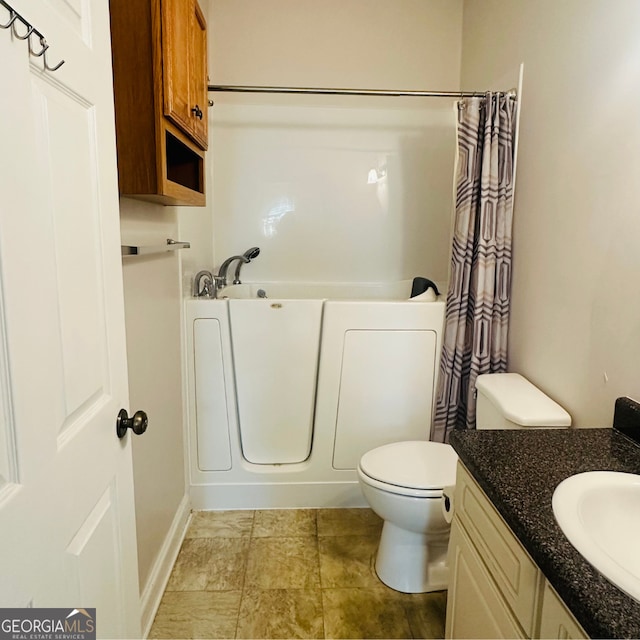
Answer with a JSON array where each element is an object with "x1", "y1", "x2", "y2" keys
[{"x1": 552, "y1": 471, "x2": 640, "y2": 602}]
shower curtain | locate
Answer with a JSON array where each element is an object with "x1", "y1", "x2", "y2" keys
[{"x1": 431, "y1": 92, "x2": 517, "y2": 443}]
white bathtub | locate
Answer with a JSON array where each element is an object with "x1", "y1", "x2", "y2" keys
[{"x1": 185, "y1": 281, "x2": 445, "y2": 509}]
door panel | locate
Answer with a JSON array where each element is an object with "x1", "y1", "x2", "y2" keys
[
  {"x1": 65, "y1": 485, "x2": 126, "y2": 639},
  {"x1": 194, "y1": 319, "x2": 232, "y2": 471},
  {"x1": 163, "y1": 0, "x2": 193, "y2": 135},
  {"x1": 0, "y1": 299, "x2": 17, "y2": 490},
  {"x1": 230, "y1": 300, "x2": 322, "y2": 465},
  {"x1": 446, "y1": 521, "x2": 525, "y2": 639},
  {"x1": 47, "y1": 0, "x2": 88, "y2": 42},
  {"x1": 190, "y1": 2, "x2": 208, "y2": 149},
  {"x1": 332, "y1": 329, "x2": 437, "y2": 469},
  {"x1": 0, "y1": 0, "x2": 141, "y2": 636},
  {"x1": 31, "y1": 78, "x2": 109, "y2": 430}
]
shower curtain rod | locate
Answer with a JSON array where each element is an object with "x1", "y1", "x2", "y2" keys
[{"x1": 207, "y1": 84, "x2": 517, "y2": 99}]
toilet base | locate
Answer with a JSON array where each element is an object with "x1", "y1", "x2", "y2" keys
[{"x1": 374, "y1": 521, "x2": 450, "y2": 593}]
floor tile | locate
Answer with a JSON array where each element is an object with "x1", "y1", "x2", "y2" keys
[
  {"x1": 204, "y1": 538, "x2": 250, "y2": 591},
  {"x1": 253, "y1": 508, "x2": 317, "y2": 537},
  {"x1": 401, "y1": 591, "x2": 447, "y2": 639},
  {"x1": 166, "y1": 538, "x2": 216, "y2": 591},
  {"x1": 153, "y1": 508, "x2": 447, "y2": 640},
  {"x1": 322, "y1": 587, "x2": 413, "y2": 639},
  {"x1": 245, "y1": 536, "x2": 321, "y2": 589},
  {"x1": 236, "y1": 588, "x2": 324, "y2": 639},
  {"x1": 319, "y1": 535, "x2": 381, "y2": 588},
  {"x1": 317, "y1": 508, "x2": 383, "y2": 537},
  {"x1": 186, "y1": 510, "x2": 254, "y2": 538},
  {"x1": 148, "y1": 590, "x2": 241, "y2": 639}
]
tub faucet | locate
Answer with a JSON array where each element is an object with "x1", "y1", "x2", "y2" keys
[
  {"x1": 217, "y1": 255, "x2": 249, "y2": 288},
  {"x1": 193, "y1": 270, "x2": 215, "y2": 297},
  {"x1": 233, "y1": 247, "x2": 261, "y2": 284},
  {"x1": 218, "y1": 247, "x2": 261, "y2": 287}
]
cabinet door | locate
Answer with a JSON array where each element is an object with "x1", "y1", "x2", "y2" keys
[
  {"x1": 455, "y1": 463, "x2": 542, "y2": 635},
  {"x1": 162, "y1": 0, "x2": 192, "y2": 136},
  {"x1": 538, "y1": 582, "x2": 588, "y2": 640},
  {"x1": 163, "y1": 0, "x2": 207, "y2": 149},
  {"x1": 446, "y1": 520, "x2": 526, "y2": 639},
  {"x1": 190, "y1": 1, "x2": 208, "y2": 150}
]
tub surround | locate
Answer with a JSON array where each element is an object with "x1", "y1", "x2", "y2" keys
[{"x1": 449, "y1": 428, "x2": 640, "y2": 638}]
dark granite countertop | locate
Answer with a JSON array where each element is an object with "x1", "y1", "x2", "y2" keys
[{"x1": 449, "y1": 428, "x2": 640, "y2": 639}]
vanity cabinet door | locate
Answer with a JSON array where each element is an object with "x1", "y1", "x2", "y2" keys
[
  {"x1": 538, "y1": 582, "x2": 588, "y2": 640},
  {"x1": 455, "y1": 462, "x2": 542, "y2": 635},
  {"x1": 446, "y1": 519, "x2": 526, "y2": 639}
]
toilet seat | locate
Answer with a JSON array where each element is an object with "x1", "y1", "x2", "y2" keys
[{"x1": 358, "y1": 441, "x2": 458, "y2": 498}]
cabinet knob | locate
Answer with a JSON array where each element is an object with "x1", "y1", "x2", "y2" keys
[{"x1": 191, "y1": 105, "x2": 203, "y2": 120}]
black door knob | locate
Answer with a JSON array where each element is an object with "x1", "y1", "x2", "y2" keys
[{"x1": 116, "y1": 408, "x2": 148, "y2": 439}]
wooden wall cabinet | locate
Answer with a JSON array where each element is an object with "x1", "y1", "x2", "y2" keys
[
  {"x1": 109, "y1": 0, "x2": 208, "y2": 206},
  {"x1": 162, "y1": 0, "x2": 208, "y2": 150},
  {"x1": 445, "y1": 463, "x2": 588, "y2": 639}
]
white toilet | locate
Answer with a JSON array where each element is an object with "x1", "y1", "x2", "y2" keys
[
  {"x1": 357, "y1": 440, "x2": 458, "y2": 593},
  {"x1": 357, "y1": 372, "x2": 571, "y2": 594}
]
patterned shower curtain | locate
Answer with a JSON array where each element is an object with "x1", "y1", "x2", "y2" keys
[{"x1": 431, "y1": 92, "x2": 517, "y2": 443}]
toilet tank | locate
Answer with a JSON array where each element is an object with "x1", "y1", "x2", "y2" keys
[{"x1": 475, "y1": 373, "x2": 571, "y2": 430}]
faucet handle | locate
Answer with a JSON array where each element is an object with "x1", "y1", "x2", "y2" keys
[
  {"x1": 210, "y1": 275, "x2": 225, "y2": 298},
  {"x1": 193, "y1": 270, "x2": 214, "y2": 297}
]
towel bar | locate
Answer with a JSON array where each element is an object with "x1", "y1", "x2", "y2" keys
[{"x1": 121, "y1": 238, "x2": 190, "y2": 257}]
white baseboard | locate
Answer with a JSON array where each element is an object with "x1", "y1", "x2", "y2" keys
[{"x1": 139, "y1": 494, "x2": 191, "y2": 638}]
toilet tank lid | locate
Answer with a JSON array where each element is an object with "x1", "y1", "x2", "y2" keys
[
  {"x1": 475, "y1": 373, "x2": 571, "y2": 427},
  {"x1": 359, "y1": 441, "x2": 458, "y2": 490}
]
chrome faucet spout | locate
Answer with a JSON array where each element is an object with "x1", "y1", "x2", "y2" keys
[
  {"x1": 217, "y1": 247, "x2": 261, "y2": 286},
  {"x1": 217, "y1": 255, "x2": 249, "y2": 287},
  {"x1": 232, "y1": 247, "x2": 261, "y2": 284}
]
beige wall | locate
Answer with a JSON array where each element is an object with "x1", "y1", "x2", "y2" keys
[
  {"x1": 120, "y1": 199, "x2": 187, "y2": 592},
  {"x1": 210, "y1": 0, "x2": 463, "y2": 89},
  {"x1": 461, "y1": 0, "x2": 640, "y2": 426}
]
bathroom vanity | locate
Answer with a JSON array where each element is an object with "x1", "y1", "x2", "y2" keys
[{"x1": 446, "y1": 428, "x2": 640, "y2": 639}]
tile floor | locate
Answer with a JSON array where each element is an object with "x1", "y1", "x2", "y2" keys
[{"x1": 149, "y1": 508, "x2": 446, "y2": 639}]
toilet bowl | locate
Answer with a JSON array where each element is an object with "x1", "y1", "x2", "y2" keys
[
  {"x1": 358, "y1": 373, "x2": 572, "y2": 594},
  {"x1": 357, "y1": 440, "x2": 458, "y2": 593}
]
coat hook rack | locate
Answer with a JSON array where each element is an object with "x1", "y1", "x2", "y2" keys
[{"x1": 0, "y1": 0, "x2": 65, "y2": 72}]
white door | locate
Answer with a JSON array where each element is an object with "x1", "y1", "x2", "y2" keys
[{"x1": 0, "y1": 1, "x2": 141, "y2": 638}]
